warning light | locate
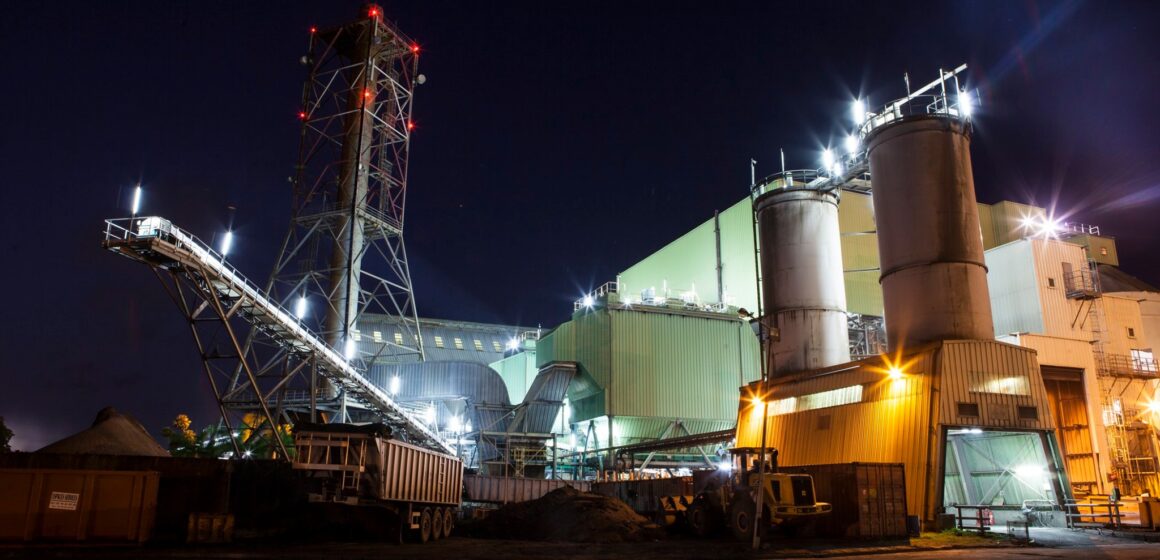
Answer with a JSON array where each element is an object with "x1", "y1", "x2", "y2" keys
[
  {"x1": 297, "y1": 111, "x2": 307, "y2": 120},
  {"x1": 309, "y1": 26, "x2": 317, "y2": 34},
  {"x1": 407, "y1": 121, "x2": 415, "y2": 131},
  {"x1": 410, "y1": 44, "x2": 420, "y2": 55},
  {"x1": 363, "y1": 89, "x2": 372, "y2": 99},
  {"x1": 368, "y1": 6, "x2": 381, "y2": 18}
]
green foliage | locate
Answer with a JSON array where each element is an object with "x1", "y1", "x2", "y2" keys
[
  {"x1": 161, "y1": 413, "x2": 295, "y2": 459},
  {"x1": 0, "y1": 416, "x2": 13, "y2": 452}
]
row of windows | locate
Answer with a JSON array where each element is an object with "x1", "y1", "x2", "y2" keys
[{"x1": 349, "y1": 329, "x2": 503, "y2": 352}]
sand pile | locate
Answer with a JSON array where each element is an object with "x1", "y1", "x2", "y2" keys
[
  {"x1": 479, "y1": 485, "x2": 664, "y2": 543},
  {"x1": 37, "y1": 407, "x2": 170, "y2": 457}
]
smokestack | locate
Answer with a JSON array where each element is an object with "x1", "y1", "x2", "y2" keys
[
  {"x1": 865, "y1": 115, "x2": 994, "y2": 351},
  {"x1": 754, "y1": 187, "x2": 851, "y2": 375}
]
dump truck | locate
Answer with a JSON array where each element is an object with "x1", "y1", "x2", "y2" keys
[
  {"x1": 684, "y1": 448, "x2": 831, "y2": 539},
  {"x1": 291, "y1": 423, "x2": 462, "y2": 543}
]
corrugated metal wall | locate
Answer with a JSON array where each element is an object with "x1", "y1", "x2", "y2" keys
[
  {"x1": 1030, "y1": 239, "x2": 1093, "y2": 339},
  {"x1": 490, "y1": 351, "x2": 538, "y2": 404},
  {"x1": 736, "y1": 353, "x2": 937, "y2": 521},
  {"x1": 936, "y1": 341, "x2": 1055, "y2": 432},
  {"x1": 985, "y1": 240, "x2": 1044, "y2": 336},
  {"x1": 607, "y1": 309, "x2": 759, "y2": 420},
  {"x1": 1016, "y1": 333, "x2": 1109, "y2": 493},
  {"x1": 737, "y1": 341, "x2": 1060, "y2": 522},
  {"x1": 616, "y1": 215, "x2": 721, "y2": 306},
  {"x1": 837, "y1": 191, "x2": 883, "y2": 317}
]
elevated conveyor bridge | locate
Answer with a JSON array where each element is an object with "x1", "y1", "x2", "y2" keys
[{"x1": 103, "y1": 216, "x2": 453, "y2": 456}]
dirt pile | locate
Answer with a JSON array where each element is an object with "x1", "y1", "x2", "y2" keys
[
  {"x1": 478, "y1": 485, "x2": 665, "y2": 543},
  {"x1": 37, "y1": 407, "x2": 170, "y2": 457}
]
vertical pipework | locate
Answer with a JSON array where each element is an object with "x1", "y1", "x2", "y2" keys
[
  {"x1": 754, "y1": 188, "x2": 850, "y2": 375},
  {"x1": 865, "y1": 115, "x2": 994, "y2": 351},
  {"x1": 324, "y1": 18, "x2": 378, "y2": 354}
]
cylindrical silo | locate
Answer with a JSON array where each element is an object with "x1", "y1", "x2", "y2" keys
[
  {"x1": 865, "y1": 115, "x2": 994, "y2": 351},
  {"x1": 754, "y1": 187, "x2": 850, "y2": 375}
]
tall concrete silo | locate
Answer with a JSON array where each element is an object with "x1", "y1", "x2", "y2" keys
[
  {"x1": 865, "y1": 115, "x2": 994, "y2": 351},
  {"x1": 754, "y1": 186, "x2": 850, "y2": 375}
]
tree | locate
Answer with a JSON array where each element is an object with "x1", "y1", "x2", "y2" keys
[
  {"x1": 161, "y1": 414, "x2": 294, "y2": 459},
  {"x1": 0, "y1": 416, "x2": 13, "y2": 452}
]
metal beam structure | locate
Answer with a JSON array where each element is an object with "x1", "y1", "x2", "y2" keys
[
  {"x1": 262, "y1": 6, "x2": 425, "y2": 418},
  {"x1": 103, "y1": 217, "x2": 453, "y2": 455}
]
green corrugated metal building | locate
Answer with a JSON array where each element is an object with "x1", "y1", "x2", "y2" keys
[{"x1": 536, "y1": 292, "x2": 759, "y2": 449}]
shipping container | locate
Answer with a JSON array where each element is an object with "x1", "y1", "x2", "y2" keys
[
  {"x1": 0, "y1": 468, "x2": 158, "y2": 543},
  {"x1": 783, "y1": 463, "x2": 908, "y2": 539},
  {"x1": 463, "y1": 475, "x2": 590, "y2": 504}
]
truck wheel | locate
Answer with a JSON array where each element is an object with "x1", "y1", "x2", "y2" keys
[
  {"x1": 729, "y1": 494, "x2": 756, "y2": 541},
  {"x1": 686, "y1": 500, "x2": 712, "y2": 537},
  {"x1": 432, "y1": 507, "x2": 445, "y2": 540},
  {"x1": 443, "y1": 508, "x2": 454, "y2": 537},
  {"x1": 419, "y1": 508, "x2": 432, "y2": 543}
]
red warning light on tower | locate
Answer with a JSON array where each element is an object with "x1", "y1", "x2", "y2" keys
[
  {"x1": 407, "y1": 121, "x2": 416, "y2": 132},
  {"x1": 298, "y1": 111, "x2": 307, "y2": 120},
  {"x1": 367, "y1": 5, "x2": 382, "y2": 18},
  {"x1": 309, "y1": 26, "x2": 317, "y2": 34},
  {"x1": 410, "y1": 44, "x2": 420, "y2": 55}
]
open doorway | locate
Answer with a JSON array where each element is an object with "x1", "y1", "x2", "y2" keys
[{"x1": 943, "y1": 429, "x2": 1064, "y2": 526}]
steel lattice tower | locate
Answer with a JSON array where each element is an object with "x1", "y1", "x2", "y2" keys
[{"x1": 264, "y1": 5, "x2": 425, "y2": 411}]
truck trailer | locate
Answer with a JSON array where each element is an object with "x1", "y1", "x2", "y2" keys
[{"x1": 292, "y1": 423, "x2": 462, "y2": 543}]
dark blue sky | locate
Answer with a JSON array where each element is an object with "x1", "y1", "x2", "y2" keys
[{"x1": 2, "y1": 0, "x2": 1158, "y2": 449}]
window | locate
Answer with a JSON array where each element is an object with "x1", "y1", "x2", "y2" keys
[
  {"x1": 433, "y1": 336, "x2": 444, "y2": 348},
  {"x1": 453, "y1": 337, "x2": 464, "y2": 350},
  {"x1": 373, "y1": 331, "x2": 382, "y2": 343},
  {"x1": 1047, "y1": 277, "x2": 1056, "y2": 288},
  {"x1": 492, "y1": 340, "x2": 502, "y2": 352},
  {"x1": 765, "y1": 385, "x2": 863, "y2": 416},
  {"x1": 957, "y1": 402, "x2": 980, "y2": 417},
  {"x1": 1018, "y1": 406, "x2": 1039, "y2": 420},
  {"x1": 473, "y1": 339, "x2": 484, "y2": 351},
  {"x1": 969, "y1": 371, "x2": 1030, "y2": 395},
  {"x1": 1131, "y1": 349, "x2": 1157, "y2": 373},
  {"x1": 351, "y1": 329, "x2": 361, "y2": 341},
  {"x1": 394, "y1": 332, "x2": 404, "y2": 345},
  {"x1": 1127, "y1": 327, "x2": 1136, "y2": 338},
  {"x1": 1100, "y1": 247, "x2": 1108, "y2": 256}
]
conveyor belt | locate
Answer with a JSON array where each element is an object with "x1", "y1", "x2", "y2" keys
[{"x1": 103, "y1": 216, "x2": 453, "y2": 454}]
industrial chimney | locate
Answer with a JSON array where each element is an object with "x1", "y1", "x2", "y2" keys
[
  {"x1": 754, "y1": 185, "x2": 851, "y2": 375},
  {"x1": 864, "y1": 98, "x2": 994, "y2": 351}
]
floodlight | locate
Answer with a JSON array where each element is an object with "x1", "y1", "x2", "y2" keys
[
  {"x1": 295, "y1": 295, "x2": 308, "y2": 319},
  {"x1": 344, "y1": 338, "x2": 357, "y2": 360},
  {"x1": 958, "y1": 90, "x2": 972, "y2": 117},
  {"x1": 821, "y1": 148, "x2": 834, "y2": 170},
  {"x1": 582, "y1": 295, "x2": 594, "y2": 308},
  {"x1": 131, "y1": 185, "x2": 142, "y2": 215},
  {"x1": 852, "y1": 99, "x2": 866, "y2": 125},
  {"x1": 221, "y1": 230, "x2": 233, "y2": 256},
  {"x1": 389, "y1": 375, "x2": 401, "y2": 395},
  {"x1": 506, "y1": 338, "x2": 520, "y2": 351},
  {"x1": 845, "y1": 134, "x2": 858, "y2": 155}
]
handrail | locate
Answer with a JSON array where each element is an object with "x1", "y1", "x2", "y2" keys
[{"x1": 104, "y1": 216, "x2": 453, "y2": 454}]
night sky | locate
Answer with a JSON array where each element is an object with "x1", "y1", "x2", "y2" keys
[{"x1": 3, "y1": 1, "x2": 1158, "y2": 450}]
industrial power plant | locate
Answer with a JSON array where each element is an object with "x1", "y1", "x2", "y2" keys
[{"x1": 3, "y1": 3, "x2": 1159, "y2": 555}]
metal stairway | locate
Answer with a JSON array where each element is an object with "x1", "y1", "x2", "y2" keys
[{"x1": 103, "y1": 216, "x2": 452, "y2": 455}]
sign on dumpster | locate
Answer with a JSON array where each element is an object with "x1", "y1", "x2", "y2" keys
[{"x1": 48, "y1": 492, "x2": 80, "y2": 511}]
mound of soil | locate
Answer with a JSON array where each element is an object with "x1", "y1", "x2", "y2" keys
[
  {"x1": 36, "y1": 406, "x2": 170, "y2": 457},
  {"x1": 477, "y1": 485, "x2": 665, "y2": 543}
]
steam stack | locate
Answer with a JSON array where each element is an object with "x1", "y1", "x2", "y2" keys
[
  {"x1": 754, "y1": 186, "x2": 851, "y2": 375},
  {"x1": 865, "y1": 115, "x2": 994, "y2": 351}
]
